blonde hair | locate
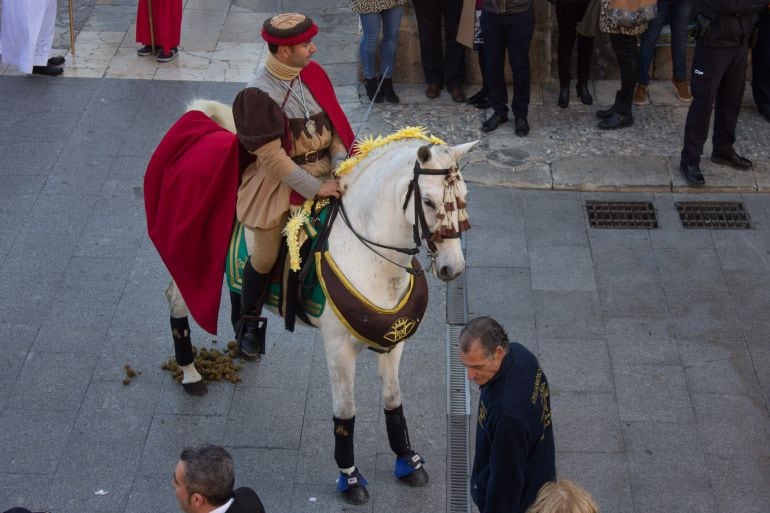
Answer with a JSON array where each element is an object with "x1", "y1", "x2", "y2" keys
[{"x1": 526, "y1": 479, "x2": 599, "y2": 513}]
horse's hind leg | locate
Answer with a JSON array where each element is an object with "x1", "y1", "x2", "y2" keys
[
  {"x1": 322, "y1": 329, "x2": 369, "y2": 505},
  {"x1": 165, "y1": 280, "x2": 207, "y2": 396},
  {"x1": 378, "y1": 344, "x2": 429, "y2": 487}
]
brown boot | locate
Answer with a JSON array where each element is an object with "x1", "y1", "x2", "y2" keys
[
  {"x1": 633, "y1": 84, "x2": 647, "y2": 106},
  {"x1": 671, "y1": 78, "x2": 692, "y2": 101}
]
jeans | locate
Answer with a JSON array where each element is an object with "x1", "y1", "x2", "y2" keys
[
  {"x1": 359, "y1": 7, "x2": 404, "y2": 79},
  {"x1": 638, "y1": 0, "x2": 693, "y2": 83},
  {"x1": 413, "y1": 0, "x2": 465, "y2": 87},
  {"x1": 481, "y1": 9, "x2": 535, "y2": 119},
  {"x1": 556, "y1": 1, "x2": 594, "y2": 87},
  {"x1": 611, "y1": 33, "x2": 640, "y2": 114}
]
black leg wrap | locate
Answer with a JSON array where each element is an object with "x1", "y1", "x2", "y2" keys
[
  {"x1": 229, "y1": 290, "x2": 241, "y2": 335},
  {"x1": 171, "y1": 316, "x2": 194, "y2": 366},
  {"x1": 385, "y1": 404, "x2": 411, "y2": 456},
  {"x1": 333, "y1": 416, "x2": 356, "y2": 469}
]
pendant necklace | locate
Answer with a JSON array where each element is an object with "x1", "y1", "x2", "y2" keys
[{"x1": 284, "y1": 77, "x2": 316, "y2": 136}]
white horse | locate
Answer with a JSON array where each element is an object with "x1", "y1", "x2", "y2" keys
[{"x1": 158, "y1": 101, "x2": 476, "y2": 504}]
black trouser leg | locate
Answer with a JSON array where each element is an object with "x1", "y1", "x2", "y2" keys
[
  {"x1": 610, "y1": 33, "x2": 639, "y2": 114},
  {"x1": 414, "y1": 0, "x2": 444, "y2": 85},
  {"x1": 481, "y1": 11, "x2": 509, "y2": 115},
  {"x1": 506, "y1": 9, "x2": 535, "y2": 120},
  {"x1": 752, "y1": 13, "x2": 770, "y2": 108},
  {"x1": 556, "y1": 2, "x2": 579, "y2": 87},
  {"x1": 333, "y1": 416, "x2": 356, "y2": 469},
  {"x1": 442, "y1": 0, "x2": 465, "y2": 87},
  {"x1": 713, "y1": 43, "x2": 749, "y2": 154}
]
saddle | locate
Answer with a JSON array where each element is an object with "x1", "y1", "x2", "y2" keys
[{"x1": 226, "y1": 201, "x2": 428, "y2": 353}]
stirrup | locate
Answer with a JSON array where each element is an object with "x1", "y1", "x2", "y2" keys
[{"x1": 236, "y1": 314, "x2": 267, "y2": 359}]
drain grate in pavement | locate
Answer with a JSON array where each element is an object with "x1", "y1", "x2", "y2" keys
[
  {"x1": 446, "y1": 324, "x2": 470, "y2": 513},
  {"x1": 586, "y1": 201, "x2": 659, "y2": 229},
  {"x1": 676, "y1": 201, "x2": 751, "y2": 229}
]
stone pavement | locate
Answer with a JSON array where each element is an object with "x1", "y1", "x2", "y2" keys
[{"x1": 1, "y1": 1, "x2": 769, "y2": 513}]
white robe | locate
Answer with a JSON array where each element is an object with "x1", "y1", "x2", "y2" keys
[{"x1": 0, "y1": 0, "x2": 58, "y2": 73}]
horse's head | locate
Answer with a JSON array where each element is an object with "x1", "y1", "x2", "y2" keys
[{"x1": 407, "y1": 140, "x2": 477, "y2": 281}]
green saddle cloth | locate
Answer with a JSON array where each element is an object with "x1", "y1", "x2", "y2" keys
[{"x1": 225, "y1": 213, "x2": 327, "y2": 318}]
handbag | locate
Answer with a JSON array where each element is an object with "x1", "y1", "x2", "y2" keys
[{"x1": 609, "y1": 0, "x2": 658, "y2": 28}]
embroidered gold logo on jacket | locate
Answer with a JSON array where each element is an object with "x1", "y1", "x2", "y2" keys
[
  {"x1": 384, "y1": 317, "x2": 417, "y2": 343},
  {"x1": 478, "y1": 401, "x2": 487, "y2": 429}
]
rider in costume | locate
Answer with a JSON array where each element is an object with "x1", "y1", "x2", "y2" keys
[{"x1": 233, "y1": 13, "x2": 354, "y2": 358}]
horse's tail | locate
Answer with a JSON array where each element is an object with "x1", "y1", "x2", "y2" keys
[{"x1": 186, "y1": 99, "x2": 236, "y2": 134}]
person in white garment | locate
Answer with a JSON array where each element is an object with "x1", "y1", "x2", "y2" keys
[{"x1": 1, "y1": 0, "x2": 65, "y2": 76}]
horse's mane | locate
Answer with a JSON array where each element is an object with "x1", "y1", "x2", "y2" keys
[{"x1": 334, "y1": 127, "x2": 445, "y2": 179}]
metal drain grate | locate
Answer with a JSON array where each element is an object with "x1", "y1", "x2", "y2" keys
[
  {"x1": 586, "y1": 201, "x2": 659, "y2": 229},
  {"x1": 446, "y1": 324, "x2": 471, "y2": 513},
  {"x1": 446, "y1": 270, "x2": 467, "y2": 325},
  {"x1": 676, "y1": 201, "x2": 751, "y2": 229}
]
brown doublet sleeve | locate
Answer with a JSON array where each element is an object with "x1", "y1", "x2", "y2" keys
[{"x1": 232, "y1": 87, "x2": 286, "y2": 152}]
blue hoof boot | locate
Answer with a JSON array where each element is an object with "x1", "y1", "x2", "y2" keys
[
  {"x1": 337, "y1": 468, "x2": 369, "y2": 505},
  {"x1": 395, "y1": 451, "x2": 429, "y2": 487}
]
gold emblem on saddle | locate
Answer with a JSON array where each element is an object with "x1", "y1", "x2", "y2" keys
[{"x1": 384, "y1": 317, "x2": 418, "y2": 343}]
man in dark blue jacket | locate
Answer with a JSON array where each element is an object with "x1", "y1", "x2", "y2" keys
[{"x1": 459, "y1": 316, "x2": 556, "y2": 513}]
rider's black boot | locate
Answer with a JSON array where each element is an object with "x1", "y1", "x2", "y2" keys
[{"x1": 237, "y1": 260, "x2": 269, "y2": 360}]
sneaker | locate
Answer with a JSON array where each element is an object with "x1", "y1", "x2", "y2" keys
[
  {"x1": 633, "y1": 84, "x2": 648, "y2": 105},
  {"x1": 672, "y1": 78, "x2": 692, "y2": 101},
  {"x1": 156, "y1": 48, "x2": 178, "y2": 62},
  {"x1": 136, "y1": 45, "x2": 157, "y2": 57}
]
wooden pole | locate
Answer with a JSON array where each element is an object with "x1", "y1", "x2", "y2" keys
[
  {"x1": 68, "y1": 0, "x2": 76, "y2": 57},
  {"x1": 147, "y1": 0, "x2": 156, "y2": 54}
]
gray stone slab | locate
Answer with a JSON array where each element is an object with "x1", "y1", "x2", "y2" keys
[
  {"x1": 372, "y1": 451, "x2": 446, "y2": 513},
  {"x1": 706, "y1": 453, "x2": 770, "y2": 513},
  {"x1": 654, "y1": 247, "x2": 728, "y2": 292},
  {"x1": 538, "y1": 338, "x2": 613, "y2": 393},
  {"x1": 466, "y1": 266, "x2": 535, "y2": 334},
  {"x1": 0, "y1": 323, "x2": 38, "y2": 381},
  {"x1": 556, "y1": 451, "x2": 634, "y2": 513},
  {"x1": 552, "y1": 155, "x2": 671, "y2": 191},
  {"x1": 0, "y1": 409, "x2": 76, "y2": 473},
  {"x1": 598, "y1": 280, "x2": 669, "y2": 317},
  {"x1": 107, "y1": 156, "x2": 151, "y2": 184},
  {"x1": 665, "y1": 290, "x2": 742, "y2": 341},
  {"x1": 746, "y1": 342, "x2": 770, "y2": 405},
  {"x1": 45, "y1": 440, "x2": 142, "y2": 511},
  {"x1": 753, "y1": 159, "x2": 770, "y2": 191},
  {"x1": 224, "y1": 386, "x2": 306, "y2": 449},
  {"x1": 671, "y1": 158, "x2": 758, "y2": 192},
  {"x1": 623, "y1": 421, "x2": 717, "y2": 513},
  {"x1": 155, "y1": 379, "x2": 235, "y2": 417},
  {"x1": 0, "y1": 175, "x2": 45, "y2": 214},
  {"x1": 463, "y1": 157, "x2": 552, "y2": 190},
  {"x1": 730, "y1": 286, "x2": 770, "y2": 343},
  {"x1": 711, "y1": 230, "x2": 770, "y2": 290},
  {"x1": 534, "y1": 291, "x2": 605, "y2": 340},
  {"x1": 465, "y1": 219, "x2": 529, "y2": 269},
  {"x1": 466, "y1": 184, "x2": 528, "y2": 229},
  {"x1": 681, "y1": 339, "x2": 763, "y2": 397},
  {"x1": 139, "y1": 414, "x2": 228, "y2": 475},
  {"x1": 7, "y1": 351, "x2": 97, "y2": 411},
  {"x1": 0, "y1": 472, "x2": 53, "y2": 512},
  {"x1": 235, "y1": 332, "x2": 314, "y2": 389},
  {"x1": 1, "y1": 141, "x2": 62, "y2": 177},
  {"x1": 54, "y1": 256, "x2": 133, "y2": 305},
  {"x1": 124, "y1": 473, "x2": 179, "y2": 513},
  {"x1": 290, "y1": 482, "x2": 373, "y2": 513},
  {"x1": 605, "y1": 318, "x2": 680, "y2": 366},
  {"x1": 614, "y1": 364, "x2": 694, "y2": 422},
  {"x1": 551, "y1": 391, "x2": 622, "y2": 452},
  {"x1": 524, "y1": 192, "x2": 590, "y2": 248},
  {"x1": 91, "y1": 332, "x2": 172, "y2": 385},
  {"x1": 530, "y1": 245, "x2": 596, "y2": 291},
  {"x1": 31, "y1": 300, "x2": 116, "y2": 353},
  {"x1": 692, "y1": 393, "x2": 770, "y2": 457}
]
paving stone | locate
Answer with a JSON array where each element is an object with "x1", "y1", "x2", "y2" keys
[
  {"x1": 605, "y1": 318, "x2": 680, "y2": 366},
  {"x1": 706, "y1": 453, "x2": 770, "y2": 513},
  {"x1": 235, "y1": 332, "x2": 314, "y2": 389},
  {"x1": 0, "y1": 175, "x2": 45, "y2": 214},
  {"x1": 54, "y1": 256, "x2": 134, "y2": 305},
  {"x1": 0, "y1": 323, "x2": 38, "y2": 381},
  {"x1": 524, "y1": 192, "x2": 589, "y2": 248},
  {"x1": 534, "y1": 291, "x2": 605, "y2": 340},
  {"x1": 712, "y1": 231, "x2": 770, "y2": 290},
  {"x1": 551, "y1": 391, "x2": 622, "y2": 452},
  {"x1": 7, "y1": 351, "x2": 97, "y2": 411},
  {"x1": 31, "y1": 300, "x2": 116, "y2": 353},
  {"x1": 552, "y1": 155, "x2": 671, "y2": 191},
  {"x1": 224, "y1": 386, "x2": 306, "y2": 449},
  {"x1": 730, "y1": 286, "x2": 770, "y2": 343},
  {"x1": 464, "y1": 217, "x2": 529, "y2": 268},
  {"x1": 45, "y1": 440, "x2": 142, "y2": 511},
  {"x1": 139, "y1": 414, "x2": 228, "y2": 475},
  {"x1": 671, "y1": 158, "x2": 758, "y2": 192},
  {"x1": 0, "y1": 409, "x2": 76, "y2": 473},
  {"x1": 467, "y1": 267, "x2": 535, "y2": 336},
  {"x1": 530, "y1": 245, "x2": 596, "y2": 291},
  {"x1": 692, "y1": 393, "x2": 770, "y2": 457},
  {"x1": 681, "y1": 339, "x2": 763, "y2": 397},
  {"x1": 614, "y1": 364, "x2": 694, "y2": 422},
  {"x1": 372, "y1": 450, "x2": 446, "y2": 513},
  {"x1": 665, "y1": 290, "x2": 742, "y2": 341},
  {"x1": 290, "y1": 482, "x2": 373, "y2": 513},
  {"x1": 155, "y1": 379, "x2": 235, "y2": 417},
  {"x1": 124, "y1": 473, "x2": 179, "y2": 513},
  {"x1": 1, "y1": 141, "x2": 62, "y2": 177},
  {"x1": 91, "y1": 332, "x2": 172, "y2": 385},
  {"x1": 538, "y1": 338, "x2": 613, "y2": 393},
  {"x1": 654, "y1": 247, "x2": 728, "y2": 292},
  {"x1": 0, "y1": 472, "x2": 53, "y2": 512},
  {"x1": 556, "y1": 451, "x2": 634, "y2": 513},
  {"x1": 622, "y1": 421, "x2": 717, "y2": 513}
]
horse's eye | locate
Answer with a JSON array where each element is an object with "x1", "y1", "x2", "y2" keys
[{"x1": 423, "y1": 198, "x2": 436, "y2": 209}]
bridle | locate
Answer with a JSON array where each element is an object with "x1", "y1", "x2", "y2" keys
[{"x1": 333, "y1": 160, "x2": 470, "y2": 276}]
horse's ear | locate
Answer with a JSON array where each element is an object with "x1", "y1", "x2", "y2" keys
[
  {"x1": 452, "y1": 141, "x2": 478, "y2": 161},
  {"x1": 417, "y1": 145, "x2": 432, "y2": 164}
]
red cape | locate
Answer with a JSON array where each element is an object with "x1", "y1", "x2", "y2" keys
[
  {"x1": 136, "y1": 0, "x2": 182, "y2": 55},
  {"x1": 144, "y1": 64, "x2": 353, "y2": 334}
]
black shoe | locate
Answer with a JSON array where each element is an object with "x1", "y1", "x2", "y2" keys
[
  {"x1": 481, "y1": 112, "x2": 508, "y2": 133},
  {"x1": 515, "y1": 117, "x2": 530, "y2": 137},
  {"x1": 680, "y1": 160, "x2": 705, "y2": 186},
  {"x1": 597, "y1": 112, "x2": 633, "y2": 129},
  {"x1": 47, "y1": 55, "x2": 65, "y2": 67},
  {"x1": 596, "y1": 105, "x2": 616, "y2": 119},
  {"x1": 577, "y1": 83, "x2": 593, "y2": 105},
  {"x1": 137, "y1": 45, "x2": 156, "y2": 57},
  {"x1": 31, "y1": 65, "x2": 63, "y2": 76},
  {"x1": 466, "y1": 88, "x2": 488, "y2": 105},
  {"x1": 381, "y1": 77, "x2": 399, "y2": 104},
  {"x1": 710, "y1": 150, "x2": 752, "y2": 170},
  {"x1": 156, "y1": 47, "x2": 178, "y2": 62},
  {"x1": 759, "y1": 105, "x2": 770, "y2": 122},
  {"x1": 558, "y1": 86, "x2": 569, "y2": 108},
  {"x1": 474, "y1": 99, "x2": 492, "y2": 109},
  {"x1": 237, "y1": 315, "x2": 266, "y2": 360}
]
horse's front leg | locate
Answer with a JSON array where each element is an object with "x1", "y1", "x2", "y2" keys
[
  {"x1": 378, "y1": 343, "x2": 429, "y2": 487},
  {"x1": 322, "y1": 326, "x2": 369, "y2": 505},
  {"x1": 164, "y1": 280, "x2": 206, "y2": 396}
]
